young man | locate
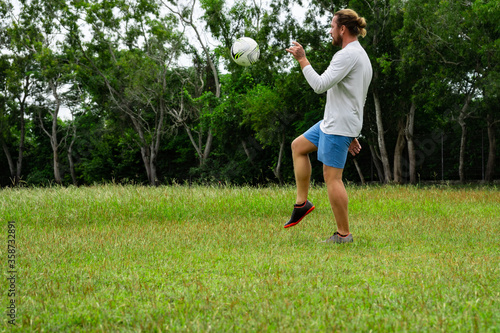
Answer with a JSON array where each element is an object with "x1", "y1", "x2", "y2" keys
[{"x1": 285, "y1": 9, "x2": 372, "y2": 243}]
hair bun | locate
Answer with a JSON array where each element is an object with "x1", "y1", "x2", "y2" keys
[
  {"x1": 335, "y1": 9, "x2": 368, "y2": 38},
  {"x1": 357, "y1": 17, "x2": 367, "y2": 28}
]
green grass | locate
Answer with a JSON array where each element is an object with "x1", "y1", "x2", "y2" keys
[{"x1": 1, "y1": 184, "x2": 499, "y2": 332}]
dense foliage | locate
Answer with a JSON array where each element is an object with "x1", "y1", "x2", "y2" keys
[{"x1": 0, "y1": 0, "x2": 499, "y2": 186}]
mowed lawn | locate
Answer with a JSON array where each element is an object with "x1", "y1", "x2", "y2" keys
[{"x1": 2, "y1": 184, "x2": 499, "y2": 332}]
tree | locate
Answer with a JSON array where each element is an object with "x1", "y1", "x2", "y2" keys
[
  {"x1": 471, "y1": 0, "x2": 500, "y2": 182},
  {"x1": 0, "y1": 0, "x2": 496, "y2": 186},
  {"x1": 352, "y1": 0, "x2": 396, "y2": 183},
  {"x1": 162, "y1": 0, "x2": 219, "y2": 166},
  {"x1": 165, "y1": 61, "x2": 214, "y2": 167},
  {"x1": 12, "y1": 0, "x2": 79, "y2": 184},
  {"x1": 243, "y1": 83, "x2": 289, "y2": 183},
  {"x1": 36, "y1": 51, "x2": 78, "y2": 185},
  {"x1": 2, "y1": 0, "x2": 55, "y2": 185},
  {"x1": 77, "y1": 0, "x2": 188, "y2": 185},
  {"x1": 197, "y1": 0, "x2": 316, "y2": 182},
  {"x1": 63, "y1": 82, "x2": 88, "y2": 186},
  {"x1": 0, "y1": 55, "x2": 15, "y2": 181},
  {"x1": 395, "y1": 0, "x2": 436, "y2": 184},
  {"x1": 404, "y1": 0, "x2": 487, "y2": 183}
]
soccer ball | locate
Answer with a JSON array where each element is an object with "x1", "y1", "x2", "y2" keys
[{"x1": 231, "y1": 37, "x2": 260, "y2": 67}]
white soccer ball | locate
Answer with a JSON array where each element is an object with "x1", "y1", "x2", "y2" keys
[{"x1": 231, "y1": 37, "x2": 260, "y2": 67}]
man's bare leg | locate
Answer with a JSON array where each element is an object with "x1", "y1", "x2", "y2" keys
[
  {"x1": 291, "y1": 135, "x2": 317, "y2": 204},
  {"x1": 323, "y1": 165, "x2": 350, "y2": 236},
  {"x1": 284, "y1": 135, "x2": 318, "y2": 228}
]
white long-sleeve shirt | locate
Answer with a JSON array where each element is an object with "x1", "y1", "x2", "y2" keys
[{"x1": 302, "y1": 41, "x2": 372, "y2": 137}]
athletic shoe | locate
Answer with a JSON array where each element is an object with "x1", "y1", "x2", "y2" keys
[
  {"x1": 322, "y1": 232, "x2": 353, "y2": 244},
  {"x1": 284, "y1": 200, "x2": 315, "y2": 228}
]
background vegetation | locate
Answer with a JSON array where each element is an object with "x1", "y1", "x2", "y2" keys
[{"x1": 0, "y1": 0, "x2": 499, "y2": 187}]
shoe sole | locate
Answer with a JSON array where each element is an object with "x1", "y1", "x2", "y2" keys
[
  {"x1": 321, "y1": 238, "x2": 353, "y2": 244},
  {"x1": 284, "y1": 206, "x2": 315, "y2": 228}
]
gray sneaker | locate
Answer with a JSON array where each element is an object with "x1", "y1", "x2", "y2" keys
[{"x1": 322, "y1": 232, "x2": 353, "y2": 244}]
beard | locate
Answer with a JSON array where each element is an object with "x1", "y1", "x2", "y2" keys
[{"x1": 332, "y1": 34, "x2": 342, "y2": 46}]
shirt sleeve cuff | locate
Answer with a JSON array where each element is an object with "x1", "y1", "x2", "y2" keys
[{"x1": 301, "y1": 64, "x2": 312, "y2": 72}]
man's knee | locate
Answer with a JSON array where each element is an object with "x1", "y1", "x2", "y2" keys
[
  {"x1": 323, "y1": 164, "x2": 344, "y2": 182},
  {"x1": 291, "y1": 137, "x2": 301, "y2": 154},
  {"x1": 292, "y1": 136, "x2": 316, "y2": 156}
]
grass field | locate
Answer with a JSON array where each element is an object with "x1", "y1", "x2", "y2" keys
[{"x1": 1, "y1": 184, "x2": 499, "y2": 332}]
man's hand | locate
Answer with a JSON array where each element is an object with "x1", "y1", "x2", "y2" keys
[
  {"x1": 348, "y1": 138, "x2": 361, "y2": 156},
  {"x1": 286, "y1": 41, "x2": 310, "y2": 69}
]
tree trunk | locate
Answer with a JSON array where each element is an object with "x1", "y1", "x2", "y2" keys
[
  {"x1": 1, "y1": 136, "x2": 15, "y2": 180},
  {"x1": 352, "y1": 158, "x2": 366, "y2": 185},
  {"x1": 458, "y1": 93, "x2": 473, "y2": 183},
  {"x1": 242, "y1": 140, "x2": 256, "y2": 166},
  {"x1": 150, "y1": 96, "x2": 166, "y2": 187},
  {"x1": 405, "y1": 102, "x2": 416, "y2": 184},
  {"x1": 51, "y1": 128, "x2": 63, "y2": 185},
  {"x1": 15, "y1": 101, "x2": 27, "y2": 186},
  {"x1": 202, "y1": 129, "x2": 213, "y2": 166},
  {"x1": 458, "y1": 122, "x2": 467, "y2": 183},
  {"x1": 272, "y1": 133, "x2": 285, "y2": 184},
  {"x1": 128, "y1": 115, "x2": 157, "y2": 186},
  {"x1": 14, "y1": 78, "x2": 30, "y2": 186},
  {"x1": 373, "y1": 90, "x2": 392, "y2": 183},
  {"x1": 150, "y1": 141, "x2": 159, "y2": 186},
  {"x1": 50, "y1": 92, "x2": 62, "y2": 185},
  {"x1": 183, "y1": 124, "x2": 204, "y2": 166},
  {"x1": 369, "y1": 144, "x2": 385, "y2": 183},
  {"x1": 485, "y1": 113, "x2": 496, "y2": 183},
  {"x1": 52, "y1": 150, "x2": 62, "y2": 185},
  {"x1": 39, "y1": 79, "x2": 64, "y2": 185},
  {"x1": 393, "y1": 120, "x2": 406, "y2": 183},
  {"x1": 150, "y1": 159, "x2": 158, "y2": 186},
  {"x1": 168, "y1": 1, "x2": 217, "y2": 166},
  {"x1": 140, "y1": 146, "x2": 153, "y2": 185},
  {"x1": 68, "y1": 140, "x2": 77, "y2": 186},
  {"x1": 368, "y1": 2, "x2": 391, "y2": 183}
]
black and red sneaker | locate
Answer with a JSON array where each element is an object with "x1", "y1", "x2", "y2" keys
[{"x1": 284, "y1": 200, "x2": 315, "y2": 228}]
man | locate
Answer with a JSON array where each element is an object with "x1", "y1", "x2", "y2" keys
[{"x1": 284, "y1": 9, "x2": 372, "y2": 243}]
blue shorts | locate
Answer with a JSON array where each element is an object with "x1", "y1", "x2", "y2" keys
[{"x1": 303, "y1": 121, "x2": 354, "y2": 169}]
